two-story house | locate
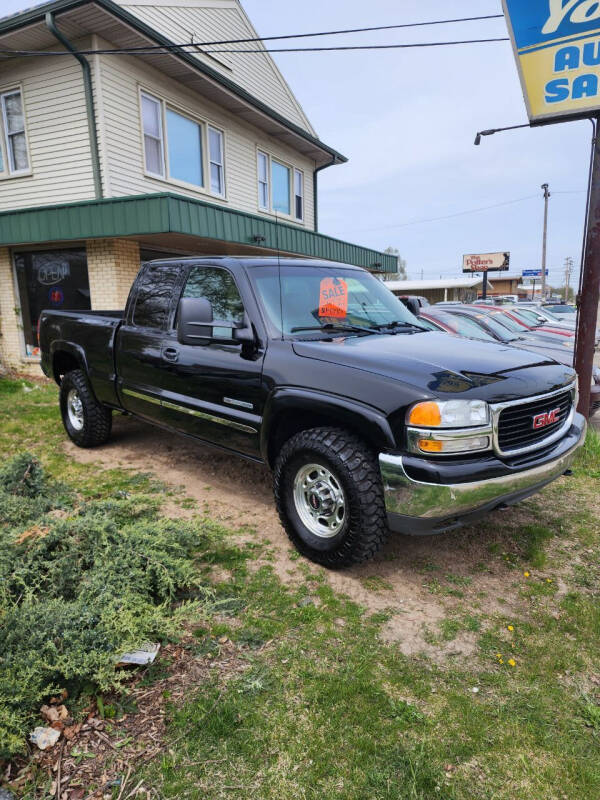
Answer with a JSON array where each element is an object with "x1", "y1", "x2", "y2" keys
[{"x1": 0, "y1": 0, "x2": 396, "y2": 373}]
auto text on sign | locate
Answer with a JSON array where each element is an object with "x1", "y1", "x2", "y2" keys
[{"x1": 503, "y1": 0, "x2": 600, "y2": 122}]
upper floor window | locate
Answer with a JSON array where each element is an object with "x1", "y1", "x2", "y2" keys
[
  {"x1": 166, "y1": 108, "x2": 203, "y2": 187},
  {"x1": 0, "y1": 88, "x2": 30, "y2": 175},
  {"x1": 140, "y1": 89, "x2": 224, "y2": 196},
  {"x1": 257, "y1": 151, "x2": 269, "y2": 210},
  {"x1": 208, "y1": 127, "x2": 224, "y2": 196},
  {"x1": 256, "y1": 150, "x2": 304, "y2": 222},
  {"x1": 294, "y1": 169, "x2": 304, "y2": 221},
  {"x1": 141, "y1": 93, "x2": 164, "y2": 177}
]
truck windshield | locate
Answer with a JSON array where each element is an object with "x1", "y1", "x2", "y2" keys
[{"x1": 248, "y1": 264, "x2": 426, "y2": 337}]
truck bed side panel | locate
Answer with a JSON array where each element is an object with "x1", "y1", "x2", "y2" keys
[{"x1": 39, "y1": 310, "x2": 123, "y2": 407}]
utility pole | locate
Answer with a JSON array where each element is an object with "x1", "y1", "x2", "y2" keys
[
  {"x1": 541, "y1": 183, "x2": 550, "y2": 299},
  {"x1": 575, "y1": 124, "x2": 600, "y2": 418},
  {"x1": 564, "y1": 256, "x2": 573, "y2": 302}
]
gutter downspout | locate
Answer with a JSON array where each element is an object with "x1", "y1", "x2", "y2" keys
[
  {"x1": 45, "y1": 11, "x2": 103, "y2": 200},
  {"x1": 313, "y1": 156, "x2": 336, "y2": 233}
]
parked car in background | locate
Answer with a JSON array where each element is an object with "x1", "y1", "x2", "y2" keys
[
  {"x1": 434, "y1": 305, "x2": 600, "y2": 415},
  {"x1": 479, "y1": 307, "x2": 576, "y2": 347},
  {"x1": 543, "y1": 303, "x2": 576, "y2": 317},
  {"x1": 420, "y1": 308, "x2": 497, "y2": 341},
  {"x1": 438, "y1": 304, "x2": 574, "y2": 352}
]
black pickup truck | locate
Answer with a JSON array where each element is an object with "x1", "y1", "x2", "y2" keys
[{"x1": 39, "y1": 257, "x2": 586, "y2": 567}]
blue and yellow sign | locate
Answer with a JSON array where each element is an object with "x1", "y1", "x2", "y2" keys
[{"x1": 503, "y1": 0, "x2": 600, "y2": 122}]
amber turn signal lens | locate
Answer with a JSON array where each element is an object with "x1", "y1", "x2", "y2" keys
[
  {"x1": 407, "y1": 401, "x2": 442, "y2": 427},
  {"x1": 418, "y1": 439, "x2": 443, "y2": 452}
]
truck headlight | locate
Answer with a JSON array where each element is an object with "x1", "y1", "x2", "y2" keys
[
  {"x1": 407, "y1": 399, "x2": 489, "y2": 428},
  {"x1": 406, "y1": 399, "x2": 492, "y2": 456}
]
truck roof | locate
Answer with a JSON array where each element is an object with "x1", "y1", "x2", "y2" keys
[{"x1": 142, "y1": 256, "x2": 365, "y2": 271}]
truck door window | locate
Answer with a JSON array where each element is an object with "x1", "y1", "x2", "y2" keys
[
  {"x1": 182, "y1": 266, "x2": 244, "y2": 339},
  {"x1": 133, "y1": 262, "x2": 181, "y2": 330}
]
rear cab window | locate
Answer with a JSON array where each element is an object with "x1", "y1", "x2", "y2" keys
[{"x1": 132, "y1": 262, "x2": 182, "y2": 330}]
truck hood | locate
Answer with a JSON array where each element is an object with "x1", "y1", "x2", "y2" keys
[{"x1": 292, "y1": 331, "x2": 575, "y2": 401}]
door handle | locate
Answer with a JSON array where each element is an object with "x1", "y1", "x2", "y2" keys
[{"x1": 162, "y1": 347, "x2": 179, "y2": 363}]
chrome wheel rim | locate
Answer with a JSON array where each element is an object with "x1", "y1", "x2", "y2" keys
[
  {"x1": 67, "y1": 388, "x2": 84, "y2": 431},
  {"x1": 293, "y1": 462, "x2": 346, "y2": 539}
]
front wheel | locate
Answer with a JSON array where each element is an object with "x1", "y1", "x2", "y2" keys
[
  {"x1": 273, "y1": 427, "x2": 388, "y2": 567},
  {"x1": 59, "y1": 369, "x2": 112, "y2": 448}
]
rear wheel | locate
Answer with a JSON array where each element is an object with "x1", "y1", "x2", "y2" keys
[
  {"x1": 274, "y1": 427, "x2": 388, "y2": 567},
  {"x1": 59, "y1": 369, "x2": 112, "y2": 448}
]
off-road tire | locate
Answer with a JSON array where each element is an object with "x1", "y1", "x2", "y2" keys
[
  {"x1": 273, "y1": 427, "x2": 388, "y2": 567},
  {"x1": 59, "y1": 369, "x2": 112, "y2": 448}
]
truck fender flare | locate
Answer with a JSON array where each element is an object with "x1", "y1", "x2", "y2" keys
[
  {"x1": 50, "y1": 340, "x2": 90, "y2": 383},
  {"x1": 260, "y1": 387, "x2": 396, "y2": 464}
]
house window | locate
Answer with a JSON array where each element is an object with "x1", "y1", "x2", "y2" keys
[
  {"x1": 294, "y1": 169, "x2": 304, "y2": 221},
  {"x1": 141, "y1": 92, "x2": 164, "y2": 177},
  {"x1": 271, "y1": 160, "x2": 290, "y2": 215},
  {"x1": 257, "y1": 151, "x2": 269, "y2": 210},
  {"x1": 140, "y1": 90, "x2": 225, "y2": 196},
  {"x1": 1, "y1": 89, "x2": 29, "y2": 174},
  {"x1": 208, "y1": 126, "x2": 224, "y2": 195},
  {"x1": 166, "y1": 108, "x2": 204, "y2": 187},
  {"x1": 257, "y1": 151, "x2": 303, "y2": 221}
]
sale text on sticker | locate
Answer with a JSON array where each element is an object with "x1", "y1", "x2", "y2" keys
[{"x1": 319, "y1": 278, "x2": 348, "y2": 318}]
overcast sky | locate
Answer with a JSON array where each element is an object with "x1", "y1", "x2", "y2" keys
[{"x1": 1, "y1": 0, "x2": 591, "y2": 288}]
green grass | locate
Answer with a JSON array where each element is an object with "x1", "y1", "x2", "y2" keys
[{"x1": 2, "y1": 377, "x2": 600, "y2": 800}]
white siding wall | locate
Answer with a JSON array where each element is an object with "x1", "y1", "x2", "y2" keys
[
  {"x1": 119, "y1": 0, "x2": 316, "y2": 136},
  {"x1": 0, "y1": 45, "x2": 97, "y2": 211},
  {"x1": 98, "y1": 46, "x2": 315, "y2": 228}
]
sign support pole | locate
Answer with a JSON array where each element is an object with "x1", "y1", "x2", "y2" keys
[
  {"x1": 574, "y1": 119, "x2": 600, "y2": 418},
  {"x1": 575, "y1": 119, "x2": 600, "y2": 418},
  {"x1": 482, "y1": 272, "x2": 488, "y2": 300}
]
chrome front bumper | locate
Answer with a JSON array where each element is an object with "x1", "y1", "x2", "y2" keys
[{"x1": 379, "y1": 417, "x2": 587, "y2": 535}]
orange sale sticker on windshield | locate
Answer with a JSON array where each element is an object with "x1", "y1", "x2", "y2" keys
[{"x1": 319, "y1": 277, "x2": 348, "y2": 318}]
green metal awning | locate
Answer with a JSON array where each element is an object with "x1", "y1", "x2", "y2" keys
[{"x1": 0, "y1": 193, "x2": 397, "y2": 272}]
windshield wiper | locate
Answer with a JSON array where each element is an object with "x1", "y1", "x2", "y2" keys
[
  {"x1": 373, "y1": 320, "x2": 428, "y2": 332},
  {"x1": 290, "y1": 322, "x2": 382, "y2": 335}
]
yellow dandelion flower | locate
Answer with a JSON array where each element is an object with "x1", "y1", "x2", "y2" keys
[
  {"x1": 496, "y1": 653, "x2": 502, "y2": 658},
  {"x1": 524, "y1": 571, "x2": 530, "y2": 577},
  {"x1": 499, "y1": 658, "x2": 504, "y2": 664},
  {"x1": 508, "y1": 658, "x2": 516, "y2": 667},
  {"x1": 546, "y1": 578, "x2": 552, "y2": 583},
  {"x1": 507, "y1": 625, "x2": 514, "y2": 631}
]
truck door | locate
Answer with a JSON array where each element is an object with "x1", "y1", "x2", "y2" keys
[
  {"x1": 116, "y1": 260, "x2": 184, "y2": 426},
  {"x1": 116, "y1": 262, "x2": 265, "y2": 459},
  {"x1": 157, "y1": 264, "x2": 265, "y2": 458}
]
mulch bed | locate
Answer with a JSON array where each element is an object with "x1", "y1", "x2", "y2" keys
[{"x1": 4, "y1": 637, "x2": 249, "y2": 799}]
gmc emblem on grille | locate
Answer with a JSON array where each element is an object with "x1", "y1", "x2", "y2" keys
[{"x1": 532, "y1": 408, "x2": 561, "y2": 429}]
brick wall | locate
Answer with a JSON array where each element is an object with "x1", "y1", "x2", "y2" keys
[
  {"x1": 87, "y1": 238, "x2": 140, "y2": 310},
  {"x1": 0, "y1": 246, "x2": 33, "y2": 374}
]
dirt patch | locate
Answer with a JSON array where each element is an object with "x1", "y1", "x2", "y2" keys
[{"x1": 65, "y1": 415, "x2": 566, "y2": 657}]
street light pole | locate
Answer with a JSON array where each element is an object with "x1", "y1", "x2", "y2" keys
[{"x1": 541, "y1": 183, "x2": 550, "y2": 298}]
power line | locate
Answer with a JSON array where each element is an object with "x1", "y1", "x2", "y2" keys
[
  {"x1": 0, "y1": 14, "x2": 506, "y2": 57},
  {"x1": 341, "y1": 190, "x2": 587, "y2": 235},
  {"x1": 0, "y1": 38, "x2": 510, "y2": 58}
]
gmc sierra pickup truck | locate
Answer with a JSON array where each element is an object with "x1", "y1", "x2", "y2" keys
[{"x1": 39, "y1": 256, "x2": 586, "y2": 567}]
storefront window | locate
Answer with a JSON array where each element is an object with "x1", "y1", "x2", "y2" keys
[{"x1": 14, "y1": 249, "x2": 90, "y2": 357}]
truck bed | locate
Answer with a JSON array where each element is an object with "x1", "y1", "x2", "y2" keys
[{"x1": 39, "y1": 308, "x2": 125, "y2": 407}]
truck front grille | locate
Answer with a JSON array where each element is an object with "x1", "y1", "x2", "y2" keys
[{"x1": 496, "y1": 389, "x2": 573, "y2": 454}]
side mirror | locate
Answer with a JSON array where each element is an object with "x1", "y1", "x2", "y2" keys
[{"x1": 177, "y1": 297, "x2": 213, "y2": 345}]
